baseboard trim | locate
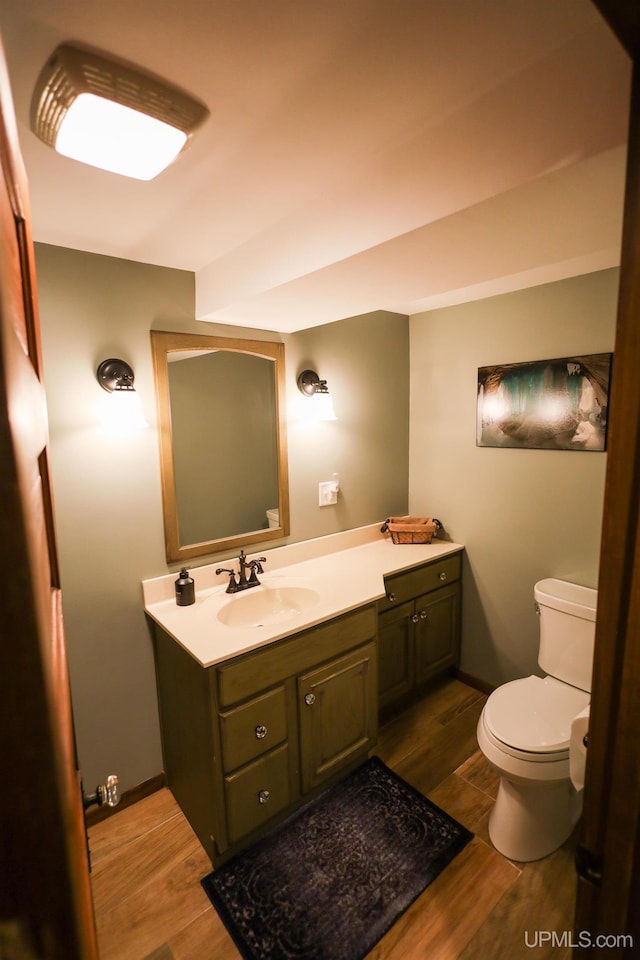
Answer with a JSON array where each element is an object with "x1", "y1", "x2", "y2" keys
[
  {"x1": 85, "y1": 772, "x2": 167, "y2": 827},
  {"x1": 452, "y1": 668, "x2": 495, "y2": 696}
]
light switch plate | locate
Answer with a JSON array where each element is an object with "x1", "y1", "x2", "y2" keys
[{"x1": 319, "y1": 481, "x2": 338, "y2": 506}]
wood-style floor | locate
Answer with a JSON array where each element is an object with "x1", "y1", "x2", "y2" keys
[{"x1": 88, "y1": 677, "x2": 577, "y2": 960}]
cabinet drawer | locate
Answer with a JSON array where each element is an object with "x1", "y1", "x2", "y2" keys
[
  {"x1": 378, "y1": 553, "x2": 461, "y2": 611},
  {"x1": 224, "y1": 743, "x2": 291, "y2": 844},
  {"x1": 220, "y1": 685, "x2": 287, "y2": 773}
]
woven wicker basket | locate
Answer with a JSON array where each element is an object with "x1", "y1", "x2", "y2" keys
[{"x1": 380, "y1": 516, "x2": 442, "y2": 544}]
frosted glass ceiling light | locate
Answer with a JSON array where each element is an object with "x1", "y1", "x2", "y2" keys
[
  {"x1": 55, "y1": 94, "x2": 188, "y2": 180},
  {"x1": 31, "y1": 43, "x2": 208, "y2": 180}
]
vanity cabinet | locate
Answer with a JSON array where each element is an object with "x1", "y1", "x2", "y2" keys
[
  {"x1": 377, "y1": 551, "x2": 462, "y2": 710},
  {"x1": 153, "y1": 604, "x2": 377, "y2": 865}
]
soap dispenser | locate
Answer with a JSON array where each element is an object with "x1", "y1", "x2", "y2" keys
[{"x1": 175, "y1": 567, "x2": 195, "y2": 606}]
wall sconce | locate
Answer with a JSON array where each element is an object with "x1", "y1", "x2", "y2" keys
[
  {"x1": 30, "y1": 43, "x2": 209, "y2": 180},
  {"x1": 296, "y1": 369, "x2": 338, "y2": 421},
  {"x1": 96, "y1": 358, "x2": 148, "y2": 429}
]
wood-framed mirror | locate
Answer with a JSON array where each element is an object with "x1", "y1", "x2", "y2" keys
[{"x1": 151, "y1": 331, "x2": 290, "y2": 563}]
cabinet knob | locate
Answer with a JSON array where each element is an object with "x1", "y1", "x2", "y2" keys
[
  {"x1": 386, "y1": 591, "x2": 397, "y2": 602},
  {"x1": 439, "y1": 571, "x2": 447, "y2": 581},
  {"x1": 419, "y1": 609, "x2": 428, "y2": 620},
  {"x1": 258, "y1": 789, "x2": 270, "y2": 804},
  {"x1": 255, "y1": 724, "x2": 267, "y2": 739},
  {"x1": 304, "y1": 692, "x2": 316, "y2": 706},
  {"x1": 411, "y1": 613, "x2": 420, "y2": 624}
]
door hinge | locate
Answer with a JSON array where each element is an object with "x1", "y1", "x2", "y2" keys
[{"x1": 575, "y1": 844, "x2": 603, "y2": 887}]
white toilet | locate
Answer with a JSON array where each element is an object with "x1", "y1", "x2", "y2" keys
[{"x1": 476, "y1": 578, "x2": 597, "y2": 862}]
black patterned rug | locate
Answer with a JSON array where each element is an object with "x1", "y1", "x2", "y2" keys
[{"x1": 201, "y1": 756, "x2": 473, "y2": 960}]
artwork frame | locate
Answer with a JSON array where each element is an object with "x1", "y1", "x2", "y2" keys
[{"x1": 476, "y1": 353, "x2": 612, "y2": 451}]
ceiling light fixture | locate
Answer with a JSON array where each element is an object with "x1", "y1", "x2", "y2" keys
[
  {"x1": 296, "y1": 369, "x2": 338, "y2": 421},
  {"x1": 31, "y1": 43, "x2": 209, "y2": 181}
]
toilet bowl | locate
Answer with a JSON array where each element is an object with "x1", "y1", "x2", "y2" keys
[
  {"x1": 477, "y1": 579, "x2": 597, "y2": 862},
  {"x1": 477, "y1": 675, "x2": 589, "y2": 861}
]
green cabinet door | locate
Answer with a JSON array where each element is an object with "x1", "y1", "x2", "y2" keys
[
  {"x1": 377, "y1": 600, "x2": 415, "y2": 709},
  {"x1": 298, "y1": 643, "x2": 377, "y2": 793},
  {"x1": 414, "y1": 582, "x2": 461, "y2": 684}
]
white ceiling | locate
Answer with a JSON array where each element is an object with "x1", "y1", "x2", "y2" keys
[{"x1": 0, "y1": 0, "x2": 631, "y2": 333}]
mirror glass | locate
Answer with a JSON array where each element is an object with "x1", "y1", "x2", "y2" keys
[{"x1": 151, "y1": 331, "x2": 289, "y2": 562}]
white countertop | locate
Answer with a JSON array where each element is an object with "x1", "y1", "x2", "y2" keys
[{"x1": 142, "y1": 524, "x2": 463, "y2": 668}]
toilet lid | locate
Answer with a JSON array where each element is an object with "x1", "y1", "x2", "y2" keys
[{"x1": 484, "y1": 675, "x2": 590, "y2": 753}]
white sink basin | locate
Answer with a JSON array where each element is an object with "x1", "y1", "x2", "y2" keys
[{"x1": 216, "y1": 585, "x2": 320, "y2": 628}]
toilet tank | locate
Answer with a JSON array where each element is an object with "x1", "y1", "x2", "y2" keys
[{"x1": 535, "y1": 578, "x2": 597, "y2": 692}]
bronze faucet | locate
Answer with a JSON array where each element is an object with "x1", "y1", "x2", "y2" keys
[{"x1": 216, "y1": 550, "x2": 267, "y2": 594}]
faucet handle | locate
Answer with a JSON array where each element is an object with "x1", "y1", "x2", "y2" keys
[
  {"x1": 216, "y1": 567, "x2": 239, "y2": 593},
  {"x1": 247, "y1": 557, "x2": 267, "y2": 584}
]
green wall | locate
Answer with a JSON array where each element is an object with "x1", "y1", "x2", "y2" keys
[
  {"x1": 409, "y1": 268, "x2": 617, "y2": 687},
  {"x1": 283, "y1": 310, "x2": 410, "y2": 541}
]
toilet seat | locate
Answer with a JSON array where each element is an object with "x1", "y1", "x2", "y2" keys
[{"x1": 484, "y1": 675, "x2": 589, "y2": 758}]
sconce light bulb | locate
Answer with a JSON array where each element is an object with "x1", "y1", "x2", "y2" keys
[{"x1": 96, "y1": 357, "x2": 148, "y2": 430}]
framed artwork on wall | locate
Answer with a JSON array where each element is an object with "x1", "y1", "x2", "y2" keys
[{"x1": 476, "y1": 353, "x2": 612, "y2": 451}]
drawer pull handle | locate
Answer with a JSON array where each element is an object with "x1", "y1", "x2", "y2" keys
[
  {"x1": 258, "y1": 789, "x2": 270, "y2": 804},
  {"x1": 255, "y1": 724, "x2": 267, "y2": 739},
  {"x1": 304, "y1": 692, "x2": 316, "y2": 706},
  {"x1": 386, "y1": 591, "x2": 397, "y2": 602},
  {"x1": 439, "y1": 572, "x2": 447, "y2": 581}
]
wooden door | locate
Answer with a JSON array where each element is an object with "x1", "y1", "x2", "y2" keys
[
  {"x1": 0, "y1": 38, "x2": 98, "y2": 960},
  {"x1": 574, "y1": 2, "x2": 640, "y2": 951}
]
